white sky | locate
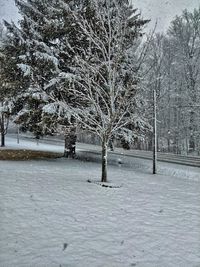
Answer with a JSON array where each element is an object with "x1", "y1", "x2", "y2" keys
[
  {"x1": 0, "y1": 0, "x2": 200, "y2": 32},
  {"x1": 133, "y1": 0, "x2": 200, "y2": 32}
]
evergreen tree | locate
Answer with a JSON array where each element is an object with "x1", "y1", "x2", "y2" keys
[
  {"x1": 0, "y1": 22, "x2": 29, "y2": 147},
  {"x1": 3, "y1": 0, "x2": 82, "y2": 157}
]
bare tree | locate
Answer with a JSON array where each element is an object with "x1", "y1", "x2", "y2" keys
[
  {"x1": 56, "y1": 0, "x2": 149, "y2": 182},
  {"x1": 168, "y1": 8, "x2": 200, "y2": 155}
]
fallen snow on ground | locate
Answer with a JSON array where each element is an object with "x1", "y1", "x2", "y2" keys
[
  {"x1": 3, "y1": 136, "x2": 65, "y2": 153},
  {"x1": 4, "y1": 136, "x2": 200, "y2": 182},
  {"x1": 79, "y1": 150, "x2": 200, "y2": 183},
  {"x1": 0, "y1": 156, "x2": 200, "y2": 266}
]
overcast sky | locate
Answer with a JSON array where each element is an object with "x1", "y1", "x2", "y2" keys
[
  {"x1": 0, "y1": 0, "x2": 199, "y2": 32},
  {"x1": 133, "y1": 0, "x2": 200, "y2": 32}
]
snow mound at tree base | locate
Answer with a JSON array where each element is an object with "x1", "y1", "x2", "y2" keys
[{"x1": 87, "y1": 179, "x2": 122, "y2": 188}]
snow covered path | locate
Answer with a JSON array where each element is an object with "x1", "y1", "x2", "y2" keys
[{"x1": 0, "y1": 157, "x2": 200, "y2": 267}]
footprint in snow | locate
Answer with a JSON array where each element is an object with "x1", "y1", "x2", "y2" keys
[{"x1": 63, "y1": 243, "x2": 68, "y2": 251}]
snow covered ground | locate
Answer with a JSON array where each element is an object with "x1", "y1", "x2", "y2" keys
[
  {"x1": 5, "y1": 135, "x2": 200, "y2": 181},
  {"x1": 1, "y1": 136, "x2": 65, "y2": 153},
  {"x1": 0, "y1": 138, "x2": 200, "y2": 266}
]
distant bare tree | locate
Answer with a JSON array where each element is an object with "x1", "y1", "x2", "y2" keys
[{"x1": 167, "y1": 8, "x2": 200, "y2": 154}]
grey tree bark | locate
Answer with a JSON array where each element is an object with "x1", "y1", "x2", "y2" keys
[
  {"x1": 101, "y1": 139, "x2": 108, "y2": 183},
  {"x1": 64, "y1": 126, "x2": 77, "y2": 158},
  {"x1": 0, "y1": 113, "x2": 5, "y2": 147}
]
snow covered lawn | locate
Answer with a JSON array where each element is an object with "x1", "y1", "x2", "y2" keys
[{"x1": 0, "y1": 157, "x2": 199, "y2": 267}]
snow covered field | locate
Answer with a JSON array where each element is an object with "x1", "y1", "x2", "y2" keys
[{"x1": 0, "y1": 139, "x2": 200, "y2": 266}]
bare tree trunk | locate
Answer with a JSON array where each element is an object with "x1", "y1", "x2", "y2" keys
[
  {"x1": 64, "y1": 126, "x2": 77, "y2": 158},
  {"x1": 167, "y1": 138, "x2": 170, "y2": 152},
  {"x1": 108, "y1": 135, "x2": 114, "y2": 151},
  {"x1": 153, "y1": 89, "x2": 157, "y2": 174},
  {"x1": 101, "y1": 139, "x2": 108, "y2": 183},
  {"x1": 17, "y1": 125, "x2": 20, "y2": 144},
  {"x1": 1, "y1": 132, "x2": 5, "y2": 147},
  {"x1": 0, "y1": 113, "x2": 5, "y2": 147}
]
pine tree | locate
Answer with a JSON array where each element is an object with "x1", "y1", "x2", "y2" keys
[
  {"x1": 0, "y1": 22, "x2": 29, "y2": 147},
  {"x1": 3, "y1": 0, "x2": 81, "y2": 157}
]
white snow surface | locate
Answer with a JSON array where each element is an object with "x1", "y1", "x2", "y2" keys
[
  {"x1": 1, "y1": 136, "x2": 65, "y2": 153},
  {"x1": 0, "y1": 138, "x2": 200, "y2": 266}
]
